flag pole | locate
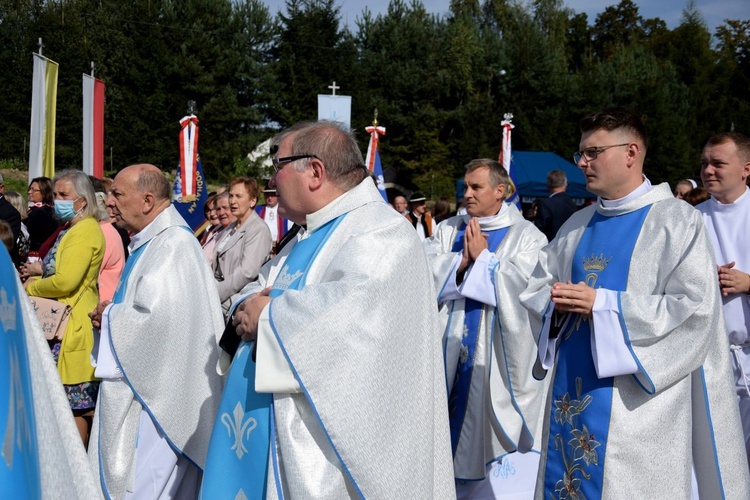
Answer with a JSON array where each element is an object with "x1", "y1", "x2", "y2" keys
[
  {"x1": 499, "y1": 113, "x2": 520, "y2": 207},
  {"x1": 365, "y1": 109, "x2": 388, "y2": 202}
]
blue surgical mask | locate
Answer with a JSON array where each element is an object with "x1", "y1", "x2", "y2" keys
[{"x1": 54, "y1": 198, "x2": 81, "y2": 221}]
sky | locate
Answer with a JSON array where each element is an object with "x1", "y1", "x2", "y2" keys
[{"x1": 262, "y1": 0, "x2": 748, "y2": 35}]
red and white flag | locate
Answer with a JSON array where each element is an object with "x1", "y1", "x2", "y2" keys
[
  {"x1": 82, "y1": 74, "x2": 105, "y2": 178},
  {"x1": 179, "y1": 115, "x2": 199, "y2": 201}
]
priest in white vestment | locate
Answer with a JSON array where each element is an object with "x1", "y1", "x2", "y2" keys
[
  {"x1": 696, "y1": 132, "x2": 750, "y2": 466},
  {"x1": 89, "y1": 164, "x2": 225, "y2": 499},
  {"x1": 208, "y1": 121, "x2": 455, "y2": 498},
  {"x1": 423, "y1": 158, "x2": 549, "y2": 498},
  {"x1": 1, "y1": 245, "x2": 99, "y2": 498},
  {"x1": 520, "y1": 108, "x2": 750, "y2": 499}
]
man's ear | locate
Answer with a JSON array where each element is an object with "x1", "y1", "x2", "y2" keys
[
  {"x1": 309, "y1": 159, "x2": 326, "y2": 190},
  {"x1": 142, "y1": 192, "x2": 156, "y2": 214}
]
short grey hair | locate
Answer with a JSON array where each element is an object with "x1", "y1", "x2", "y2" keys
[
  {"x1": 52, "y1": 169, "x2": 98, "y2": 219},
  {"x1": 272, "y1": 120, "x2": 368, "y2": 191},
  {"x1": 547, "y1": 170, "x2": 567, "y2": 190},
  {"x1": 464, "y1": 159, "x2": 511, "y2": 199},
  {"x1": 136, "y1": 168, "x2": 171, "y2": 201}
]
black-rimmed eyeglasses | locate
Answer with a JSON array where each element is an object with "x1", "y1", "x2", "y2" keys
[
  {"x1": 272, "y1": 155, "x2": 319, "y2": 172},
  {"x1": 573, "y1": 143, "x2": 630, "y2": 164}
]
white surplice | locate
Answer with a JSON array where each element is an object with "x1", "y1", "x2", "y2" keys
[
  {"x1": 521, "y1": 182, "x2": 750, "y2": 499},
  {"x1": 423, "y1": 203, "x2": 549, "y2": 487},
  {"x1": 89, "y1": 206, "x2": 225, "y2": 499},
  {"x1": 230, "y1": 180, "x2": 456, "y2": 498},
  {"x1": 697, "y1": 186, "x2": 750, "y2": 463}
]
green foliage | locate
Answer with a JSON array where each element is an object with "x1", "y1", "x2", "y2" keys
[{"x1": 0, "y1": 0, "x2": 748, "y2": 194}]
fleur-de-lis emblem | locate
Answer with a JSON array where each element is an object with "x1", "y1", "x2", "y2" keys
[{"x1": 221, "y1": 402, "x2": 257, "y2": 459}]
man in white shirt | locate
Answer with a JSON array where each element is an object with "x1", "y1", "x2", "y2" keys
[
  {"x1": 393, "y1": 194, "x2": 408, "y2": 215},
  {"x1": 695, "y1": 132, "x2": 750, "y2": 466},
  {"x1": 520, "y1": 108, "x2": 749, "y2": 498},
  {"x1": 405, "y1": 192, "x2": 436, "y2": 241},
  {"x1": 255, "y1": 182, "x2": 291, "y2": 254}
]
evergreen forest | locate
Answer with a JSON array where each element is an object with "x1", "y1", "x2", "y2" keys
[{"x1": 1, "y1": 0, "x2": 748, "y2": 199}]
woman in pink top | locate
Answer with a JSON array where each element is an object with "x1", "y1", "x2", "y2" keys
[{"x1": 95, "y1": 191, "x2": 125, "y2": 301}]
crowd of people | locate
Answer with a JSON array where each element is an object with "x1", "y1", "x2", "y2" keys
[{"x1": 2, "y1": 108, "x2": 750, "y2": 499}]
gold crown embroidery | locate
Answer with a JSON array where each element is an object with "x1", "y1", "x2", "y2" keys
[{"x1": 583, "y1": 253, "x2": 611, "y2": 272}]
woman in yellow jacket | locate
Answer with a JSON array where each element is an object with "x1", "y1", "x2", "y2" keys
[{"x1": 26, "y1": 169, "x2": 104, "y2": 447}]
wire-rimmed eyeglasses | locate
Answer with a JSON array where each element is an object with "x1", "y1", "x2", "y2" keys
[{"x1": 573, "y1": 143, "x2": 630, "y2": 164}]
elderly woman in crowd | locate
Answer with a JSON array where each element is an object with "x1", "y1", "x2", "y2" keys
[
  {"x1": 212, "y1": 177, "x2": 271, "y2": 312},
  {"x1": 25, "y1": 176, "x2": 60, "y2": 255},
  {"x1": 24, "y1": 169, "x2": 105, "y2": 447},
  {"x1": 203, "y1": 191, "x2": 235, "y2": 262}
]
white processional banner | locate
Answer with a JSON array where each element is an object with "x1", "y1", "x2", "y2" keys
[{"x1": 317, "y1": 95, "x2": 351, "y2": 129}]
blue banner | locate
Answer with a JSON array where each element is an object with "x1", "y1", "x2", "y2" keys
[
  {"x1": 172, "y1": 160, "x2": 209, "y2": 233},
  {"x1": 372, "y1": 148, "x2": 388, "y2": 202},
  {"x1": 0, "y1": 246, "x2": 41, "y2": 498}
]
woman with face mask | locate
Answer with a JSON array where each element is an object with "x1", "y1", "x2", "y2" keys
[{"x1": 24, "y1": 169, "x2": 105, "y2": 448}]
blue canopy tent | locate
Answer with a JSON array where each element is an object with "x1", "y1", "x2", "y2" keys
[
  {"x1": 510, "y1": 151, "x2": 593, "y2": 202},
  {"x1": 455, "y1": 151, "x2": 594, "y2": 206}
]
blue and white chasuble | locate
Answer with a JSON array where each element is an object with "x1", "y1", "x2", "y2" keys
[
  {"x1": 201, "y1": 215, "x2": 345, "y2": 500},
  {"x1": 448, "y1": 223, "x2": 509, "y2": 458},
  {"x1": 0, "y1": 247, "x2": 41, "y2": 499},
  {"x1": 543, "y1": 207, "x2": 650, "y2": 499}
]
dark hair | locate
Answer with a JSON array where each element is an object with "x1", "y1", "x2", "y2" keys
[
  {"x1": 705, "y1": 132, "x2": 750, "y2": 163},
  {"x1": 432, "y1": 198, "x2": 451, "y2": 223},
  {"x1": 28, "y1": 176, "x2": 54, "y2": 205},
  {"x1": 546, "y1": 170, "x2": 567, "y2": 190},
  {"x1": 0, "y1": 220, "x2": 12, "y2": 252},
  {"x1": 580, "y1": 107, "x2": 648, "y2": 151},
  {"x1": 88, "y1": 175, "x2": 106, "y2": 193},
  {"x1": 684, "y1": 187, "x2": 711, "y2": 206},
  {"x1": 204, "y1": 193, "x2": 217, "y2": 215}
]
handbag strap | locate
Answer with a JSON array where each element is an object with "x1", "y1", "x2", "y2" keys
[{"x1": 69, "y1": 272, "x2": 99, "y2": 311}]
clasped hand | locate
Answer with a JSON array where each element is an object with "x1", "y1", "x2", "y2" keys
[
  {"x1": 458, "y1": 218, "x2": 489, "y2": 274},
  {"x1": 717, "y1": 262, "x2": 750, "y2": 297},
  {"x1": 233, "y1": 287, "x2": 273, "y2": 342},
  {"x1": 550, "y1": 281, "x2": 596, "y2": 315}
]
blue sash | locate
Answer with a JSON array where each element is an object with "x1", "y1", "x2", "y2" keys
[
  {"x1": 447, "y1": 222, "x2": 509, "y2": 457},
  {"x1": 0, "y1": 247, "x2": 41, "y2": 499},
  {"x1": 201, "y1": 215, "x2": 346, "y2": 500},
  {"x1": 543, "y1": 207, "x2": 650, "y2": 498}
]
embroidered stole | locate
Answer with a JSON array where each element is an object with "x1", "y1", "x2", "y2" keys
[
  {"x1": 201, "y1": 215, "x2": 345, "y2": 500},
  {"x1": 447, "y1": 223, "x2": 509, "y2": 457},
  {"x1": 543, "y1": 207, "x2": 650, "y2": 498}
]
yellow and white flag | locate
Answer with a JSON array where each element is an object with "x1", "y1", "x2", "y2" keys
[{"x1": 28, "y1": 53, "x2": 58, "y2": 182}]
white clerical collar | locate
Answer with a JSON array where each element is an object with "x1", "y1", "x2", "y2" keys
[
  {"x1": 476, "y1": 202, "x2": 507, "y2": 224},
  {"x1": 599, "y1": 177, "x2": 652, "y2": 208},
  {"x1": 710, "y1": 186, "x2": 749, "y2": 209},
  {"x1": 128, "y1": 208, "x2": 169, "y2": 252}
]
